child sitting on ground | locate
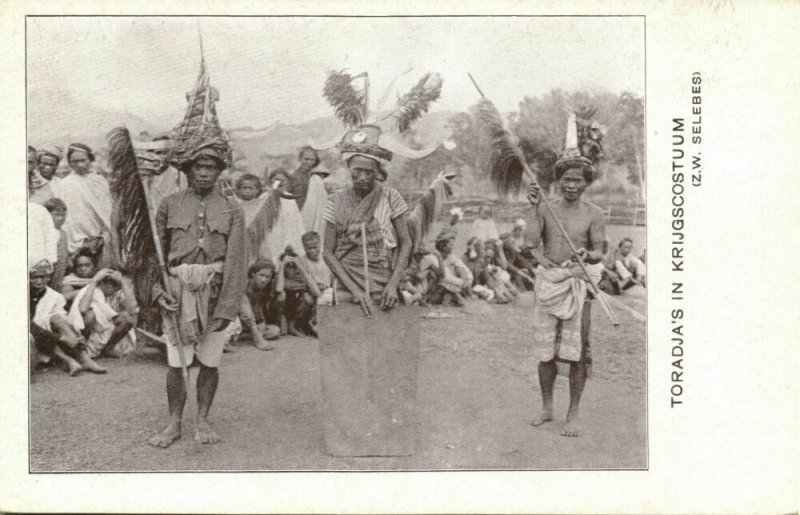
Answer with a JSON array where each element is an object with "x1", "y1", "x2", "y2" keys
[
  {"x1": 428, "y1": 230, "x2": 473, "y2": 307},
  {"x1": 483, "y1": 239, "x2": 518, "y2": 304},
  {"x1": 240, "y1": 259, "x2": 282, "y2": 350},
  {"x1": 276, "y1": 232, "x2": 332, "y2": 337}
]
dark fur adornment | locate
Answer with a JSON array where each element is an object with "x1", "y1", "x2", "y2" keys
[
  {"x1": 473, "y1": 99, "x2": 526, "y2": 197},
  {"x1": 107, "y1": 126, "x2": 159, "y2": 311}
]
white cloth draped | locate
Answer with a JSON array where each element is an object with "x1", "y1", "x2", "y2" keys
[
  {"x1": 57, "y1": 172, "x2": 113, "y2": 253},
  {"x1": 68, "y1": 285, "x2": 136, "y2": 357},
  {"x1": 33, "y1": 287, "x2": 67, "y2": 331},
  {"x1": 301, "y1": 174, "x2": 328, "y2": 241},
  {"x1": 28, "y1": 202, "x2": 59, "y2": 267},
  {"x1": 267, "y1": 197, "x2": 305, "y2": 261}
]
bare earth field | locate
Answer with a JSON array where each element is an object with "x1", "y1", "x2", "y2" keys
[{"x1": 30, "y1": 288, "x2": 646, "y2": 472}]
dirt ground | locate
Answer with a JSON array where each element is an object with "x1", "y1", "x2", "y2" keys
[{"x1": 29, "y1": 289, "x2": 646, "y2": 472}]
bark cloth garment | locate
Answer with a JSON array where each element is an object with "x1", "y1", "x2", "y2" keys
[{"x1": 532, "y1": 263, "x2": 602, "y2": 363}]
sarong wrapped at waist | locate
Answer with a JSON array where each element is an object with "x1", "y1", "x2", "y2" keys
[{"x1": 166, "y1": 262, "x2": 224, "y2": 345}]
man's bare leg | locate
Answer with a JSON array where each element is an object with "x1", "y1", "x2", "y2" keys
[
  {"x1": 101, "y1": 319, "x2": 134, "y2": 357},
  {"x1": 532, "y1": 359, "x2": 556, "y2": 426},
  {"x1": 52, "y1": 347, "x2": 82, "y2": 376},
  {"x1": 561, "y1": 360, "x2": 586, "y2": 437},
  {"x1": 148, "y1": 367, "x2": 185, "y2": 447},
  {"x1": 76, "y1": 349, "x2": 107, "y2": 374},
  {"x1": 195, "y1": 364, "x2": 220, "y2": 444}
]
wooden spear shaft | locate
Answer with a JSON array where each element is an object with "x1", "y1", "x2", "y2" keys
[
  {"x1": 139, "y1": 177, "x2": 200, "y2": 437},
  {"x1": 361, "y1": 222, "x2": 373, "y2": 318},
  {"x1": 467, "y1": 73, "x2": 619, "y2": 326}
]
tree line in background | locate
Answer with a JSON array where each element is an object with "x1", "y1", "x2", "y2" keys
[{"x1": 389, "y1": 89, "x2": 645, "y2": 205}]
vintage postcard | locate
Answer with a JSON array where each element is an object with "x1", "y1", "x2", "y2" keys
[{"x1": 1, "y1": 1, "x2": 797, "y2": 513}]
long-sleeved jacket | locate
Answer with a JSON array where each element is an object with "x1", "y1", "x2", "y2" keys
[{"x1": 155, "y1": 187, "x2": 246, "y2": 321}]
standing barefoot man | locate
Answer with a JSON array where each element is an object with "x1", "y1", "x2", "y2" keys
[
  {"x1": 148, "y1": 147, "x2": 246, "y2": 447},
  {"x1": 527, "y1": 116, "x2": 606, "y2": 438}
]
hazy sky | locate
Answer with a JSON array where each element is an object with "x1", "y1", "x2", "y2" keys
[{"x1": 27, "y1": 16, "x2": 643, "y2": 128}]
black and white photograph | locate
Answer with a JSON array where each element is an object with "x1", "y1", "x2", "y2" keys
[
  {"x1": 25, "y1": 15, "x2": 646, "y2": 472},
  {"x1": 6, "y1": 1, "x2": 800, "y2": 513}
]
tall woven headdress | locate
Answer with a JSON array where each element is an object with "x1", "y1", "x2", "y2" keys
[{"x1": 170, "y1": 35, "x2": 231, "y2": 171}]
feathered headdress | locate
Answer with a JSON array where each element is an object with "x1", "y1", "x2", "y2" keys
[
  {"x1": 312, "y1": 70, "x2": 449, "y2": 162},
  {"x1": 170, "y1": 41, "x2": 231, "y2": 172},
  {"x1": 318, "y1": 69, "x2": 455, "y2": 251},
  {"x1": 385, "y1": 72, "x2": 443, "y2": 132},
  {"x1": 322, "y1": 70, "x2": 369, "y2": 130}
]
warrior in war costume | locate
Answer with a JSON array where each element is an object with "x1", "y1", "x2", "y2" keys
[
  {"x1": 148, "y1": 145, "x2": 246, "y2": 447},
  {"x1": 315, "y1": 70, "x2": 451, "y2": 456},
  {"x1": 120, "y1": 46, "x2": 247, "y2": 447},
  {"x1": 527, "y1": 111, "x2": 607, "y2": 437}
]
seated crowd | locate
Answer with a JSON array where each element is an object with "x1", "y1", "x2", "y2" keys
[{"x1": 28, "y1": 142, "x2": 644, "y2": 378}]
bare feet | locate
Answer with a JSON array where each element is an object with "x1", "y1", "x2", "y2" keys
[
  {"x1": 287, "y1": 321, "x2": 303, "y2": 337},
  {"x1": 194, "y1": 419, "x2": 220, "y2": 444},
  {"x1": 531, "y1": 409, "x2": 553, "y2": 427},
  {"x1": 148, "y1": 422, "x2": 181, "y2": 448},
  {"x1": 79, "y1": 354, "x2": 107, "y2": 374},
  {"x1": 254, "y1": 339, "x2": 274, "y2": 351},
  {"x1": 561, "y1": 418, "x2": 582, "y2": 437},
  {"x1": 66, "y1": 359, "x2": 82, "y2": 376}
]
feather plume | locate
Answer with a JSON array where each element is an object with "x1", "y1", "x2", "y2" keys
[
  {"x1": 106, "y1": 126, "x2": 160, "y2": 309},
  {"x1": 323, "y1": 70, "x2": 367, "y2": 129},
  {"x1": 245, "y1": 189, "x2": 282, "y2": 264},
  {"x1": 473, "y1": 98, "x2": 526, "y2": 197},
  {"x1": 390, "y1": 73, "x2": 443, "y2": 132},
  {"x1": 407, "y1": 171, "x2": 454, "y2": 253}
]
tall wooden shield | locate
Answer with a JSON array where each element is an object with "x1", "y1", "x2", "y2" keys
[{"x1": 317, "y1": 303, "x2": 420, "y2": 457}]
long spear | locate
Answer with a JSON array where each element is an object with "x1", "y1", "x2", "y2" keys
[
  {"x1": 467, "y1": 74, "x2": 619, "y2": 326},
  {"x1": 107, "y1": 127, "x2": 200, "y2": 439}
]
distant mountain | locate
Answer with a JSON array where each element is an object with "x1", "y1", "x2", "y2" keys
[
  {"x1": 27, "y1": 86, "x2": 165, "y2": 149},
  {"x1": 26, "y1": 86, "x2": 458, "y2": 178},
  {"x1": 229, "y1": 110, "x2": 457, "y2": 175}
]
